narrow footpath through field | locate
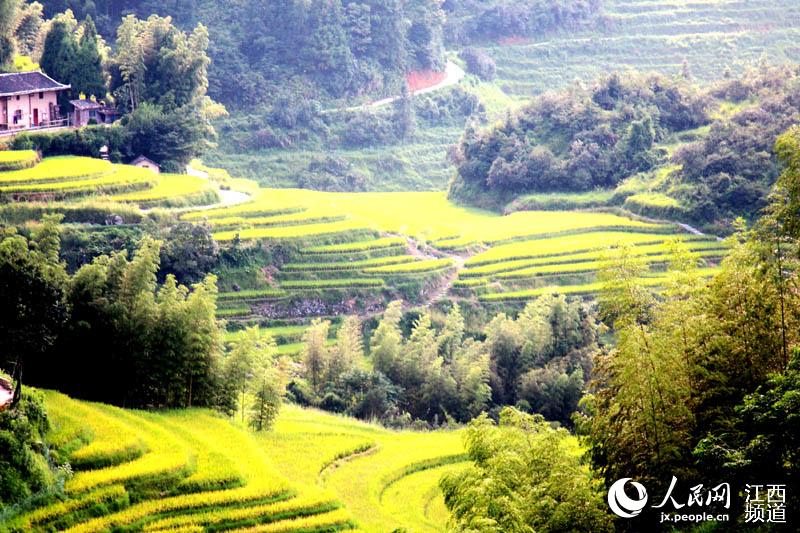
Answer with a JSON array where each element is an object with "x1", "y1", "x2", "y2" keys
[
  {"x1": 403, "y1": 235, "x2": 468, "y2": 307},
  {"x1": 185, "y1": 163, "x2": 252, "y2": 208}
]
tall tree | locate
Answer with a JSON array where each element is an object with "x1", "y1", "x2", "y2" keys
[
  {"x1": 72, "y1": 16, "x2": 106, "y2": 100},
  {"x1": 0, "y1": 0, "x2": 17, "y2": 69},
  {"x1": 302, "y1": 319, "x2": 331, "y2": 394},
  {"x1": 39, "y1": 20, "x2": 77, "y2": 106},
  {"x1": 13, "y1": 1, "x2": 43, "y2": 57},
  {"x1": 0, "y1": 216, "x2": 67, "y2": 380}
]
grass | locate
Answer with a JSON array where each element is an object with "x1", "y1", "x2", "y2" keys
[
  {"x1": 479, "y1": 267, "x2": 721, "y2": 301},
  {"x1": 280, "y1": 278, "x2": 385, "y2": 290},
  {"x1": 302, "y1": 237, "x2": 407, "y2": 254},
  {"x1": 283, "y1": 255, "x2": 416, "y2": 272},
  {"x1": 507, "y1": 189, "x2": 618, "y2": 211},
  {"x1": 363, "y1": 258, "x2": 454, "y2": 274}
]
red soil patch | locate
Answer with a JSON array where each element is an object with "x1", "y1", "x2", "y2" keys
[{"x1": 406, "y1": 70, "x2": 447, "y2": 93}]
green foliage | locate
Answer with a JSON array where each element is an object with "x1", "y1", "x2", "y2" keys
[
  {"x1": 0, "y1": 0, "x2": 18, "y2": 69},
  {"x1": 158, "y1": 221, "x2": 219, "y2": 285},
  {"x1": 0, "y1": 215, "x2": 68, "y2": 374},
  {"x1": 11, "y1": 126, "x2": 131, "y2": 162},
  {"x1": 0, "y1": 391, "x2": 54, "y2": 510},
  {"x1": 122, "y1": 102, "x2": 212, "y2": 172},
  {"x1": 13, "y1": 1, "x2": 43, "y2": 57},
  {"x1": 443, "y1": 0, "x2": 602, "y2": 45},
  {"x1": 440, "y1": 407, "x2": 612, "y2": 533},
  {"x1": 38, "y1": 15, "x2": 106, "y2": 104},
  {"x1": 673, "y1": 65, "x2": 800, "y2": 227},
  {"x1": 449, "y1": 72, "x2": 706, "y2": 207}
]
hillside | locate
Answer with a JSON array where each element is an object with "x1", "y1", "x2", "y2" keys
[
  {"x1": 205, "y1": 0, "x2": 800, "y2": 194},
  {"x1": 3, "y1": 390, "x2": 469, "y2": 532},
  {"x1": 0, "y1": 151, "x2": 724, "y2": 321}
]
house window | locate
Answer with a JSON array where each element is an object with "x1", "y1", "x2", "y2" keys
[
  {"x1": 13, "y1": 110, "x2": 22, "y2": 124},
  {"x1": 16, "y1": 95, "x2": 20, "y2": 100},
  {"x1": 39, "y1": 92, "x2": 44, "y2": 99}
]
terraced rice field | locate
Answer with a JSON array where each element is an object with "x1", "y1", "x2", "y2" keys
[
  {"x1": 7, "y1": 391, "x2": 352, "y2": 533},
  {"x1": 183, "y1": 180, "x2": 723, "y2": 310},
  {"x1": 0, "y1": 153, "x2": 222, "y2": 208},
  {"x1": 9, "y1": 391, "x2": 473, "y2": 532},
  {"x1": 481, "y1": 0, "x2": 800, "y2": 99},
  {"x1": 261, "y1": 403, "x2": 470, "y2": 532}
]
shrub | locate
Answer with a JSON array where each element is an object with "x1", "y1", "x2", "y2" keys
[
  {"x1": 11, "y1": 126, "x2": 130, "y2": 162},
  {"x1": 459, "y1": 48, "x2": 496, "y2": 81},
  {"x1": 0, "y1": 391, "x2": 53, "y2": 509}
]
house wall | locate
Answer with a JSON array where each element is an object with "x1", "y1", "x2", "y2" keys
[
  {"x1": 134, "y1": 160, "x2": 161, "y2": 174},
  {"x1": 1, "y1": 91, "x2": 60, "y2": 128}
]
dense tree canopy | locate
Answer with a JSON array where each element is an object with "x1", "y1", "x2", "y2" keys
[
  {"x1": 440, "y1": 408, "x2": 612, "y2": 532},
  {"x1": 579, "y1": 134, "x2": 800, "y2": 525},
  {"x1": 40, "y1": 15, "x2": 106, "y2": 105},
  {"x1": 672, "y1": 65, "x2": 800, "y2": 228},
  {"x1": 443, "y1": 0, "x2": 603, "y2": 45},
  {"x1": 449, "y1": 72, "x2": 707, "y2": 207},
  {"x1": 36, "y1": 0, "x2": 447, "y2": 109},
  {"x1": 0, "y1": 220, "x2": 226, "y2": 410}
]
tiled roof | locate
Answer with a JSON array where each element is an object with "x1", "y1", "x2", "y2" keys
[
  {"x1": 70, "y1": 99, "x2": 103, "y2": 110},
  {"x1": 131, "y1": 155, "x2": 160, "y2": 167},
  {"x1": 0, "y1": 71, "x2": 70, "y2": 96}
]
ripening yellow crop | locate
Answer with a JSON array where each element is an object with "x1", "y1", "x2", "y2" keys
[
  {"x1": 212, "y1": 219, "x2": 376, "y2": 241},
  {"x1": 479, "y1": 267, "x2": 721, "y2": 301},
  {"x1": 57, "y1": 406, "x2": 292, "y2": 533},
  {"x1": 142, "y1": 492, "x2": 341, "y2": 531},
  {"x1": 0, "y1": 166, "x2": 156, "y2": 194},
  {"x1": 462, "y1": 239, "x2": 725, "y2": 277},
  {"x1": 0, "y1": 156, "x2": 111, "y2": 183},
  {"x1": 46, "y1": 392, "x2": 147, "y2": 469},
  {"x1": 302, "y1": 237, "x2": 407, "y2": 253},
  {"x1": 259, "y1": 403, "x2": 466, "y2": 533},
  {"x1": 226, "y1": 508, "x2": 354, "y2": 532},
  {"x1": 465, "y1": 231, "x2": 694, "y2": 266},
  {"x1": 0, "y1": 149, "x2": 38, "y2": 168},
  {"x1": 112, "y1": 174, "x2": 218, "y2": 204},
  {"x1": 187, "y1": 188, "x2": 660, "y2": 246},
  {"x1": 363, "y1": 258, "x2": 454, "y2": 274},
  {"x1": 64, "y1": 406, "x2": 192, "y2": 495}
]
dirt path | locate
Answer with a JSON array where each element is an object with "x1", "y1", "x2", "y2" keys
[
  {"x1": 183, "y1": 163, "x2": 252, "y2": 210},
  {"x1": 327, "y1": 61, "x2": 466, "y2": 114},
  {"x1": 402, "y1": 236, "x2": 467, "y2": 307},
  {"x1": 677, "y1": 222, "x2": 705, "y2": 236}
]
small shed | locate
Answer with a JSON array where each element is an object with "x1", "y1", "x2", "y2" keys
[
  {"x1": 69, "y1": 99, "x2": 118, "y2": 127},
  {"x1": 131, "y1": 155, "x2": 161, "y2": 173}
]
